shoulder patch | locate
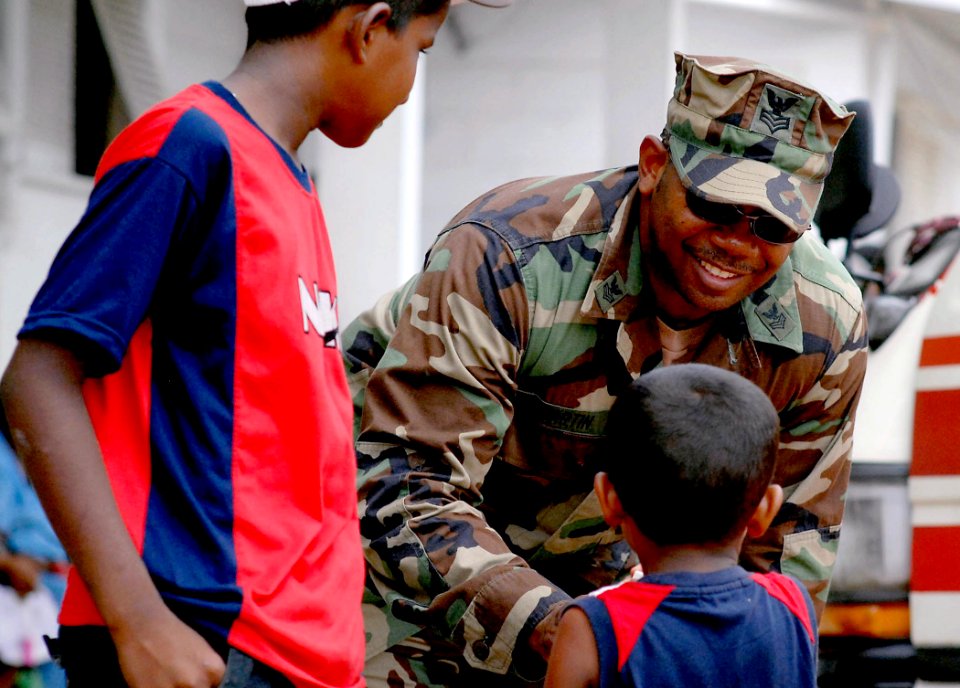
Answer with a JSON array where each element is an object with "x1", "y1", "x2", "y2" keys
[
  {"x1": 595, "y1": 271, "x2": 627, "y2": 313},
  {"x1": 755, "y1": 294, "x2": 797, "y2": 341}
]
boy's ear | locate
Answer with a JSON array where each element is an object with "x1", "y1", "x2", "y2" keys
[
  {"x1": 746, "y1": 484, "x2": 784, "y2": 538},
  {"x1": 594, "y1": 472, "x2": 627, "y2": 528},
  {"x1": 637, "y1": 135, "x2": 668, "y2": 194},
  {"x1": 347, "y1": 2, "x2": 393, "y2": 63}
]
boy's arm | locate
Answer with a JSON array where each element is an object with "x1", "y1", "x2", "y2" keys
[
  {"x1": 0, "y1": 339, "x2": 225, "y2": 688},
  {"x1": 544, "y1": 607, "x2": 599, "y2": 688}
]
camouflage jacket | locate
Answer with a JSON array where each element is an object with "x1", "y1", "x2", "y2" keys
[{"x1": 344, "y1": 166, "x2": 867, "y2": 677}]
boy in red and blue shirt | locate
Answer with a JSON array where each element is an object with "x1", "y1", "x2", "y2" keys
[
  {"x1": 545, "y1": 364, "x2": 817, "y2": 688},
  {"x1": 0, "y1": 1, "x2": 507, "y2": 686}
]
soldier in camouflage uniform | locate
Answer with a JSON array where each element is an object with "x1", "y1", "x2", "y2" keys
[{"x1": 345, "y1": 52, "x2": 865, "y2": 686}]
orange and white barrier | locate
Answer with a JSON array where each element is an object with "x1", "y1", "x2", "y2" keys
[{"x1": 911, "y1": 263, "x2": 960, "y2": 680}]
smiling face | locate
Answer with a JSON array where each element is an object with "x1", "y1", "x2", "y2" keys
[{"x1": 637, "y1": 136, "x2": 794, "y2": 327}]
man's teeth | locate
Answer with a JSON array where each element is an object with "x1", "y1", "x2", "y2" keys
[{"x1": 699, "y1": 259, "x2": 736, "y2": 279}]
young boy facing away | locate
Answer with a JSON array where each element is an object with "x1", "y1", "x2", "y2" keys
[
  {"x1": 0, "y1": 1, "x2": 507, "y2": 687},
  {"x1": 544, "y1": 363, "x2": 818, "y2": 688}
]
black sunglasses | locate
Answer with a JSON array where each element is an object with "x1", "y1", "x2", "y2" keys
[{"x1": 684, "y1": 189, "x2": 805, "y2": 245}]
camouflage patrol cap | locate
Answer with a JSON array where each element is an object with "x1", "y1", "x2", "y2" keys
[{"x1": 666, "y1": 51, "x2": 855, "y2": 234}]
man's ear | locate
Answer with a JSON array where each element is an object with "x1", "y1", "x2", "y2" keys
[
  {"x1": 347, "y1": 1, "x2": 393, "y2": 63},
  {"x1": 594, "y1": 472, "x2": 626, "y2": 528},
  {"x1": 637, "y1": 135, "x2": 668, "y2": 194},
  {"x1": 746, "y1": 484, "x2": 784, "y2": 538}
]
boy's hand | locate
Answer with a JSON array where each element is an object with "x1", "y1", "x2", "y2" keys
[
  {"x1": 0, "y1": 552, "x2": 45, "y2": 595},
  {"x1": 543, "y1": 607, "x2": 599, "y2": 688},
  {"x1": 530, "y1": 603, "x2": 567, "y2": 662},
  {"x1": 111, "y1": 605, "x2": 226, "y2": 688},
  {"x1": 2, "y1": 339, "x2": 225, "y2": 688}
]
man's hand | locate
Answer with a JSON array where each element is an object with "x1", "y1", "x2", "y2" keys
[{"x1": 111, "y1": 605, "x2": 226, "y2": 688}]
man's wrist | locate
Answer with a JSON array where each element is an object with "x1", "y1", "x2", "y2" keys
[{"x1": 512, "y1": 600, "x2": 569, "y2": 680}]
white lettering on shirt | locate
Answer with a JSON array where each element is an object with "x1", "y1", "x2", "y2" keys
[{"x1": 299, "y1": 276, "x2": 339, "y2": 348}]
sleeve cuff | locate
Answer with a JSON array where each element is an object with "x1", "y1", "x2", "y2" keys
[{"x1": 459, "y1": 566, "x2": 570, "y2": 675}]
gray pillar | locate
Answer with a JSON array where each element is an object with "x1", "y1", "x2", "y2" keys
[{"x1": 314, "y1": 76, "x2": 426, "y2": 326}]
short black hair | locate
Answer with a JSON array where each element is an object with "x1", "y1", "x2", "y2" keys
[
  {"x1": 604, "y1": 363, "x2": 780, "y2": 546},
  {"x1": 245, "y1": 0, "x2": 449, "y2": 49}
]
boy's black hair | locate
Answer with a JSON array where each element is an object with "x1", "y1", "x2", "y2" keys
[
  {"x1": 604, "y1": 363, "x2": 780, "y2": 546},
  {"x1": 245, "y1": 0, "x2": 450, "y2": 49}
]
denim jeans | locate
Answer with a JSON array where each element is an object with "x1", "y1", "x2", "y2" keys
[
  {"x1": 219, "y1": 648, "x2": 294, "y2": 688},
  {"x1": 54, "y1": 626, "x2": 293, "y2": 688}
]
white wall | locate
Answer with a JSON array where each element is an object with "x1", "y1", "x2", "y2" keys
[
  {"x1": 0, "y1": 0, "x2": 91, "y2": 370},
  {"x1": 889, "y1": 5, "x2": 960, "y2": 231},
  {"x1": 419, "y1": 0, "x2": 678, "y2": 261},
  {"x1": 0, "y1": 178, "x2": 90, "y2": 369},
  {"x1": 422, "y1": 0, "x2": 609, "y2": 244},
  {"x1": 161, "y1": 0, "x2": 246, "y2": 92},
  {"x1": 24, "y1": 0, "x2": 75, "y2": 171},
  {"x1": 680, "y1": 2, "x2": 871, "y2": 103},
  {"x1": 317, "y1": 103, "x2": 424, "y2": 328}
]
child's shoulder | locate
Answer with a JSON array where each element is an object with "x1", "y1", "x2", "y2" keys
[
  {"x1": 747, "y1": 570, "x2": 812, "y2": 602},
  {"x1": 747, "y1": 570, "x2": 817, "y2": 639},
  {"x1": 582, "y1": 577, "x2": 675, "y2": 617},
  {"x1": 96, "y1": 84, "x2": 234, "y2": 183}
]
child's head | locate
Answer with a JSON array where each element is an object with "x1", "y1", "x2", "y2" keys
[
  {"x1": 244, "y1": 0, "x2": 450, "y2": 49},
  {"x1": 601, "y1": 363, "x2": 781, "y2": 548},
  {"x1": 240, "y1": 0, "x2": 457, "y2": 148}
]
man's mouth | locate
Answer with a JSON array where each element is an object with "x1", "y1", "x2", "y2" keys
[{"x1": 697, "y1": 257, "x2": 739, "y2": 279}]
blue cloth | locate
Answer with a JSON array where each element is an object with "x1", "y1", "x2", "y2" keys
[
  {"x1": 0, "y1": 436, "x2": 68, "y2": 687},
  {"x1": 0, "y1": 437, "x2": 66, "y2": 567}
]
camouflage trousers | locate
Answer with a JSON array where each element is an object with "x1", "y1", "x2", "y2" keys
[{"x1": 364, "y1": 633, "x2": 545, "y2": 688}]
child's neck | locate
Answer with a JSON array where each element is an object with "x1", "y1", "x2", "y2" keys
[
  {"x1": 222, "y1": 53, "x2": 315, "y2": 161},
  {"x1": 640, "y1": 542, "x2": 740, "y2": 575}
]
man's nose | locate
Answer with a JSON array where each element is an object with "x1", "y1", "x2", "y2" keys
[{"x1": 710, "y1": 219, "x2": 761, "y2": 252}]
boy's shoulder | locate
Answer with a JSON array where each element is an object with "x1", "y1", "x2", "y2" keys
[
  {"x1": 747, "y1": 570, "x2": 817, "y2": 637},
  {"x1": 95, "y1": 83, "x2": 236, "y2": 183}
]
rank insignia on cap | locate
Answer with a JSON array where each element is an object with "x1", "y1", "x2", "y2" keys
[
  {"x1": 595, "y1": 272, "x2": 626, "y2": 312},
  {"x1": 751, "y1": 84, "x2": 813, "y2": 143},
  {"x1": 755, "y1": 295, "x2": 796, "y2": 340}
]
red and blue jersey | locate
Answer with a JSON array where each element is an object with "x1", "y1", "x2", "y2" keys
[
  {"x1": 19, "y1": 82, "x2": 364, "y2": 688},
  {"x1": 574, "y1": 567, "x2": 817, "y2": 688}
]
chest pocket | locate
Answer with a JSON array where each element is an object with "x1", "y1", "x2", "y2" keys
[
  {"x1": 500, "y1": 389, "x2": 610, "y2": 479},
  {"x1": 504, "y1": 318, "x2": 628, "y2": 479}
]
